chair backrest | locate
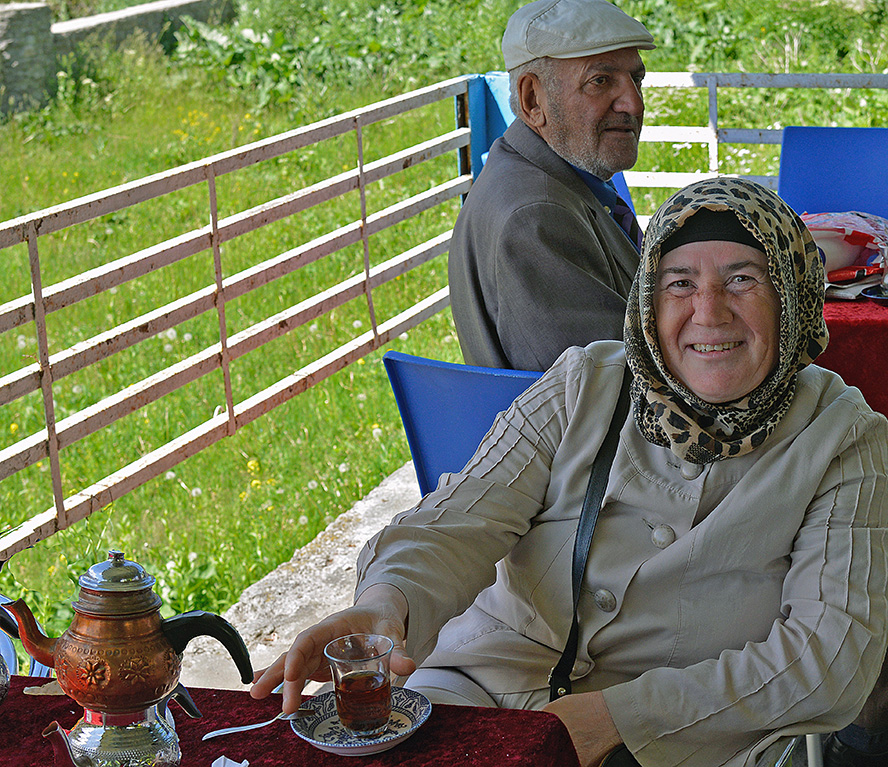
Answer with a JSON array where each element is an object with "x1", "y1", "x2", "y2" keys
[
  {"x1": 777, "y1": 126, "x2": 888, "y2": 218},
  {"x1": 383, "y1": 351, "x2": 542, "y2": 496},
  {"x1": 465, "y1": 72, "x2": 635, "y2": 211}
]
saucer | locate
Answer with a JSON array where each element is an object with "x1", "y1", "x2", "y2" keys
[
  {"x1": 291, "y1": 687, "x2": 432, "y2": 756},
  {"x1": 861, "y1": 285, "x2": 888, "y2": 306}
]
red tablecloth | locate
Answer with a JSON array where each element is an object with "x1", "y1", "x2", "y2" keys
[
  {"x1": 821, "y1": 300, "x2": 888, "y2": 416},
  {"x1": 1, "y1": 676, "x2": 579, "y2": 767}
]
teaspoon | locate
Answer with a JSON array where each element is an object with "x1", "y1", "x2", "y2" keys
[{"x1": 201, "y1": 708, "x2": 316, "y2": 740}]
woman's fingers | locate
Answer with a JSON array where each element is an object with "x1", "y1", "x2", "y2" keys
[{"x1": 249, "y1": 592, "x2": 414, "y2": 713}]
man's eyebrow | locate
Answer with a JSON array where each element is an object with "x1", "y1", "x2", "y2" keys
[{"x1": 582, "y1": 61, "x2": 646, "y2": 77}]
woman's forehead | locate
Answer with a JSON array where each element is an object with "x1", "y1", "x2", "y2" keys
[{"x1": 655, "y1": 240, "x2": 771, "y2": 274}]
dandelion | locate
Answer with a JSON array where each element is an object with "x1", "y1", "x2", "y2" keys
[
  {"x1": 9, "y1": 423, "x2": 18, "y2": 434},
  {"x1": 250, "y1": 479, "x2": 261, "y2": 489},
  {"x1": 165, "y1": 328, "x2": 177, "y2": 340},
  {"x1": 247, "y1": 459, "x2": 260, "y2": 474},
  {"x1": 338, "y1": 462, "x2": 349, "y2": 473},
  {"x1": 356, "y1": 393, "x2": 367, "y2": 402},
  {"x1": 307, "y1": 480, "x2": 319, "y2": 490},
  {"x1": 352, "y1": 320, "x2": 363, "y2": 328},
  {"x1": 184, "y1": 333, "x2": 193, "y2": 342},
  {"x1": 72, "y1": 385, "x2": 83, "y2": 395},
  {"x1": 191, "y1": 487, "x2": 202, "y2": 497},
  {"x1": 164, "y1": 344, "x2": 173, "y2": 353},
  {"x1": 239, "y1": 491, "x2": 247, "y2": 501},
  {"x1": 298, "y1": 515, "x2": 309, "y2": 525},
  {"x1": 16, "y1": 335, "x2": 26, "y2": 349},
  {"x1": 188, "y1": 551, "x2": 198, "y2": 563},
  {"x1": 165, "y1": 471, "x2": 176, "y2": 480},
  {"x1": 309, "y1": 323, "x2": 319, "y2": 333},
  {"x1": 399, "y1": 333, "x2": 408, "y2": 341},
  {"x1": 372, "y1": 427, "x2": 383, "y2": 440}
]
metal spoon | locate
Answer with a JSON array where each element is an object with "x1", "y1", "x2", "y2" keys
[{"x1": 201, "y1": 708, "x2": 316, "y2": 740}]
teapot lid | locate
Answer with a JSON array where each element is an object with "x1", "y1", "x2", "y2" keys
[{"x1": 79, "y1": 550, "x2": 156, "y2": 593}]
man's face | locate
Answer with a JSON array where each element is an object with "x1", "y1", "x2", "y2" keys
[{"x1": 538, "y1": 48, "x2": 645, "y2": 180}]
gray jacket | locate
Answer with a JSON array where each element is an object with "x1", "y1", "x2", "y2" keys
[
  {"x1": 448, "y1": 120, "x2": 640, "y2": 372},
  {"x1": 357, "y1": 342, "x2": 888, "y2": 767}
]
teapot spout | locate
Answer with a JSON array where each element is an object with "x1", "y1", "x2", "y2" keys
[
  {"x1": 4, "y1": 599, "x2": 57, "y2": 669},
  {"x1": 42, "y1": 721, "x2": 80, "y2": 767}
]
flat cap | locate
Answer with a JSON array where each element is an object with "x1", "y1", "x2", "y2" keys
[{"x1": 502, "y1": 0, "x2": 655, "y2": 71}]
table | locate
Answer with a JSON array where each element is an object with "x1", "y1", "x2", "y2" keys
[
  {"x1": 0, "y1": 676, "x2": 580, "y2": 767},
  {"x1": 821, "y1": 299, "x2": 888, "y2": 417}
]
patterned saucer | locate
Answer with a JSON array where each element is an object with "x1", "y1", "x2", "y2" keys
[
  {"x1": 862, "y1": 285, "x2": 888, "y2": 306},
  {"x1": 291, "y1": 687, "x2": 432, "y2": 756}
]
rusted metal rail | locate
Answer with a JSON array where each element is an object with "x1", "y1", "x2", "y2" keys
[{"x1": 1, "y1": 70, "x2": 886, "y2": 561}]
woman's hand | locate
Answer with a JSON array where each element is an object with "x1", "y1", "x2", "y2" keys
[
  {"x1": 250, "y1": 583, "x2": 416, "y2": 714},
  {"x1": 543, "y1": 691, "x2": 623, "y2": 767}
]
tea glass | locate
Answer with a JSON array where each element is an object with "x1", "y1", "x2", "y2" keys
[{"x1": 324, "y1": 633, "x2": 393, "y2": 738}]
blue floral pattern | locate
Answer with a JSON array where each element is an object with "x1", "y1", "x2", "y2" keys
[{"x1": 291, "y1": 687, "x2": 432, "y2": 756}]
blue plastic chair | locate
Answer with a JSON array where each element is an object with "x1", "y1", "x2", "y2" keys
[
  {"x1": 777, "y1": 126, "x2": 888, "y2": 217},
  {"x1": 383, "y1": 351, "x2": 542, "y2": 495},
  {"x1": 464, "y1": 72, "x2": 635, "y2": 211}
]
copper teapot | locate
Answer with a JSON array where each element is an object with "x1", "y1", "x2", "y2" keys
[{"x1": 4, "y1": 550, "x2": 253, "y2": 713}]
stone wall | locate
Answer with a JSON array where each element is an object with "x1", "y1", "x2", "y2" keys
[
  {"x1": 0, "y1": 3, "x2": 54, "y2": 113},
  {"x1": 0, "y1": 0, "x2": 235, "y2": 114}
]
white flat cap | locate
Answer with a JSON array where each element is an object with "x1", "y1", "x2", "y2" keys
[{"x1": 502, "y1": 0, "x2": 655, "y2": 71}]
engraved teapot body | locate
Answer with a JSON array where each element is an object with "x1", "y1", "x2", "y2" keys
[{"x1": 5, "y1": 550, "x2": 252, "y2": 713}]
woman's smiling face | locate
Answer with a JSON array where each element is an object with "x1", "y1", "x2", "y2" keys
[{"x1": 653, "y1": 239, "x2": 781, "y2": 404}]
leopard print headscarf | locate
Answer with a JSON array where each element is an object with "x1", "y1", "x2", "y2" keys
[{"x1": 624, "y1": 177, "x2": 829, "y2": 464}]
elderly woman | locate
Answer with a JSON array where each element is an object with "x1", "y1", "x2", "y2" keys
[{"x1": 252, "y1": 178, "x2": 888, "y2": 767}]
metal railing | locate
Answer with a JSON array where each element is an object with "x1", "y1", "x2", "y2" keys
[
  {"x1": 0, "y1": 74, "x2": 473, "y2": 561},
  {"x1": 1, "y1": 70, "x2": 886, "y2": 562},
  {"x1": 628, "y1": 72, "x2": 888, "y2": 201}
]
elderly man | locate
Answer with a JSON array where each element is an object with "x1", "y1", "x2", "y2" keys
[{"x1": 448, "y1": 0, "x2": 654, "y2": 372}]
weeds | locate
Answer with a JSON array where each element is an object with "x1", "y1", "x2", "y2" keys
[{"x1": 2, "y1": 0, "x2": 888, "y2": 639}]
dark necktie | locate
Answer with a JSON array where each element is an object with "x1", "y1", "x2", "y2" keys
[{"x1": 612, "y1": 195, "x2": 643, "y2": 252}]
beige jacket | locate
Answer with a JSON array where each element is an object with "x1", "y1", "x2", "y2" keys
[{"x1": 356, "y1": 341, "x2": 888, "y2": 766}]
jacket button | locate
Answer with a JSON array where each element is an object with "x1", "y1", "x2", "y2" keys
[
  {"x1": 680, "y1": 462, "x2": 704, "y2": 479},
  {"x1": 593, "y1": 589, "x2": 617, "y2": 612},
  {"x1": 651, "y1": 524, "x2": 676, "y2": 549}
]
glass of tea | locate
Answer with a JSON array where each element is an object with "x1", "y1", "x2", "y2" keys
[{"x1": 324, "y1": 633, "x2": 394, "y2": 737}]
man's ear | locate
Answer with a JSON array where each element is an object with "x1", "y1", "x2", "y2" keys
[{"x1": 517, "y1": 72, "x2": 547, "y2": 130}]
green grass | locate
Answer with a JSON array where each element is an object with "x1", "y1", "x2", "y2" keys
[{"x1": 2, "y1": 0, "x2": 888, "y2": 640}]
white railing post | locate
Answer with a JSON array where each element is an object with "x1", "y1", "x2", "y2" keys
[{"x1": 707, "y1": 74, "x2": 720, "y2": 174}]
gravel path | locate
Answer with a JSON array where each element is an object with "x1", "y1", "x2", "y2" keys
[{"x1": 180, "y1": 462, "x2": 420, "y2": 690}]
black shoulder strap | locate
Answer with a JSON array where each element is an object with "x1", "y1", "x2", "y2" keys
[{"x1": 549, "y1": 365, "x2": 632, "y2": 701}]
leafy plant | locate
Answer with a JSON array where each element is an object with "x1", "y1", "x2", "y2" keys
[{"x1": 2, "y1": 0, "x2": 888, "y2": 641}]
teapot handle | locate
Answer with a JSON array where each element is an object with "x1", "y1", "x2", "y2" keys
[
  {"x1": 0, "y1": 605, "x2": 19, "y2": 640},
  {"x1": 161, "y1": 611, "x2": 253, "y2": 684}
]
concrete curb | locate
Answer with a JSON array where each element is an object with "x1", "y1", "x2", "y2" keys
[{"x1": 180, "y1": 461, "x2": 420, "y2": 690}]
